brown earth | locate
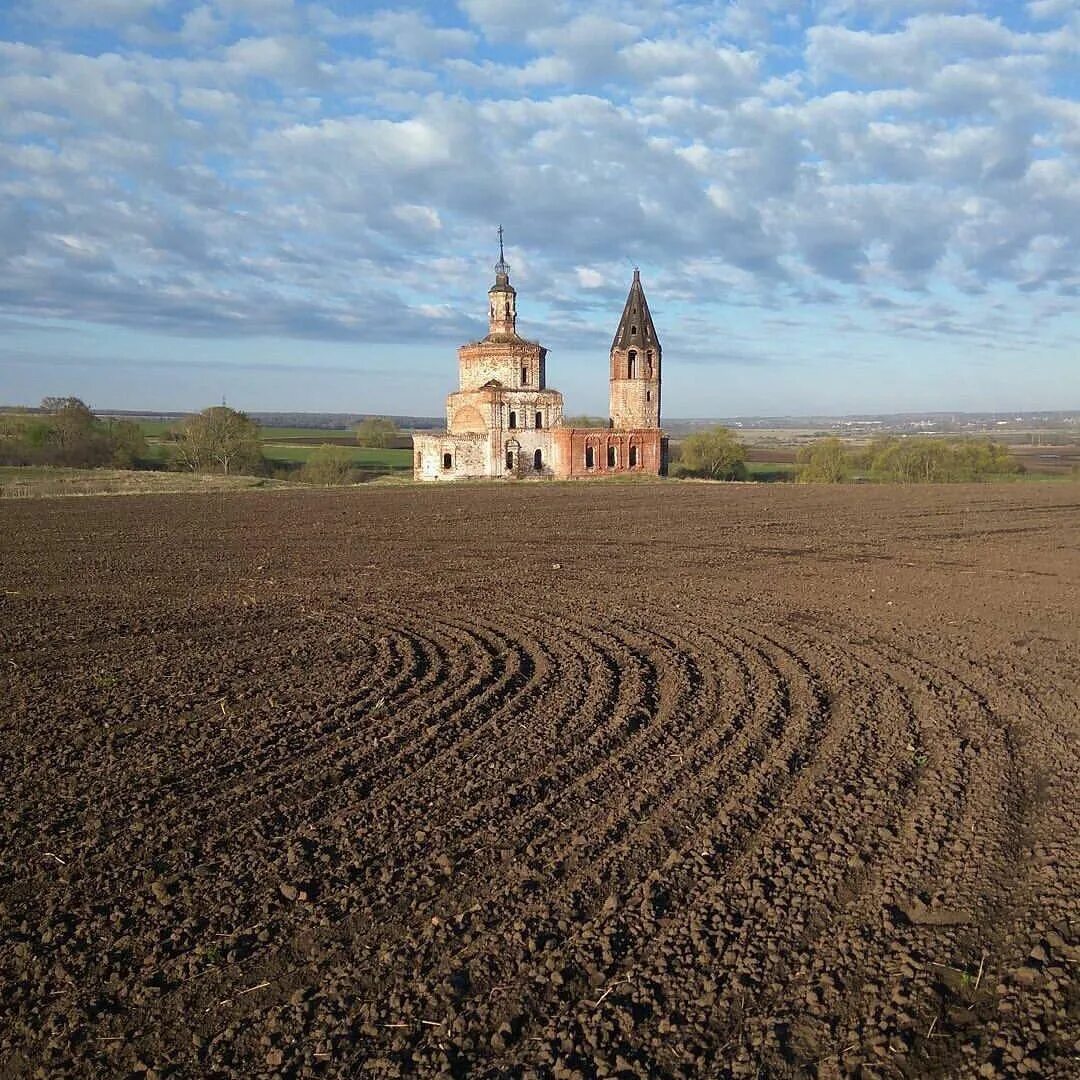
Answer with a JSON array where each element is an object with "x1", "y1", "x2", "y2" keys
[
  {"x1": 1, "y1": 482, "x2": 1078, "y2": 1079},
  {"x1": 1008, "y1": 445, "x2": 1080, "y2": 477}
]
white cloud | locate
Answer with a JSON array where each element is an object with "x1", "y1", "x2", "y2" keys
[
  {"x1": 393, "y1": 203, "x2": 443, "y2": 232},
  {"x1": 1027, "y1": 0, "x2": 1078, "y2": 20},
  {"x1": 807, "y1": 15, "x2": 1031, "y2": 85},
  {"x1": 621, "y1": 39, "x2": 759, "y2": 102},
  {"x1": 24, "y1": 0, "x2": 166, "y2": 27},
  {"x1": 224, "y1": 35, "x2": 320, "y2": 80},
  {"x1": 362, "y1": 10, "x2": 477, "y2": 63},
  {"x1": 178, "y1": 86, "x2": 240, "y2": 114},
  {"x1": 817, "y1": 0, "x2": 980, "y2": 21},
  {"x1": 458, "y1": 0, "x2": 566, "y2": 41},
  {"x1": 180, "y1": 5, "x2": 227, "y2": 46},
  {"x1": 0, "y1": 0, "x2": 1076, "y2": 401}
]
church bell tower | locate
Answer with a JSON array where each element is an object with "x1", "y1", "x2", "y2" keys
[
  {"x1": 609, "y1": 269, "x2": 661, "y2": 428},
  {"x1": 488, "y1": 225, "x2": 517, "y2": 338}
]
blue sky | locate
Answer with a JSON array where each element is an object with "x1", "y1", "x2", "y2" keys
[{"x1": 1, "y1": 0, "x2": 1077, "y2": 417}]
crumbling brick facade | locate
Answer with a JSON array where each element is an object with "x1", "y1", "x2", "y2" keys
[{"x1": 414, "y1": 240, "x2": 667, "y2": 482}]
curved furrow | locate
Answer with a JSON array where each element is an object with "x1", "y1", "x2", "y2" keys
[
  {"x1": 1, "y1": 609, "x2": 396, "y2": 851},
  {"x1": 170, "y1": 608, "x2": 731, "y2": 1027},
  {"x1": 134, "y1": 606, "x2": 552, "y2": 1001},
  {"x1": 0, "y1": 611, "x2": 474, "y2": 966},
  {"x1": 732, "y1": 630, "x2": 1031, "y2": 1076},
  {"x1": 492, "y1": 625, "x2": 945, "y2": 1076},
  {"x1": 4, "y1": 485, "x2": 1077, "y2": 1080},
  {"x1": 431, "y1": 622, "x2": 834, "y2": 1038},
  {"x1": 0, "y1": 610, "x2": 406, "y2": 905}
]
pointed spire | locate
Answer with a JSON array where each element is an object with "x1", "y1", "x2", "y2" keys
[
  {"x1": 612, "y1": 268, "x2": 658, "y2": 350},
  {"x1": 493, "y1": 224, "x2": 510, "y2": 282}
]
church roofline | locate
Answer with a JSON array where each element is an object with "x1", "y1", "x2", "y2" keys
[{"x1": 460, "y1": 332, "x2": 546, "y2": 350}]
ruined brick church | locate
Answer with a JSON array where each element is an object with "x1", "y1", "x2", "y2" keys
[{"x1": 414, "y1": 233, "x2": 668, "y2": 481}]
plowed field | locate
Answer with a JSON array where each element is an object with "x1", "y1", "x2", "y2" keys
[{"x1": 1, "y1": 482, "x2": 1078, "y2": 1079}]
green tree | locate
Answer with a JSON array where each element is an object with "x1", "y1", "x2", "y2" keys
[
  {"x1": 300, "y1": 444, "x2": 356, "y2": 486},
  {"x1": 41, "y1": 397, "x2": 113, "y2": 466},
  {"x1": 108, "y1": 420, "x2": 149, "y2": 468},
  {"x1": 355, "y1": 416, "x2": 399, "y2": 448},
  {"x1": 796, "y1": 438, "x2": 852, "y2": 483},
  {"x1": 867, "y1": 436, "x2": 1021, "y2": 482},
  {"x1": 1, "y1": 399, "x2": 152, "y2": 469},
  {"x1": 43, "y1": 396, "x2": 96, "y2": 448},
  {"x1": 172, "y1": 406, "x2": 265, "y2": 475},
  {"x1": 675, "y1": 426, "x2": 747, "y2": 481}
]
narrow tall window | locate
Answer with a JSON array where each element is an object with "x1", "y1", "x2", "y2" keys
[
  {"x1": 442, "y1": 453, "x2": 452, "y2": 470},
  {"x1": 535, "y1": 411, "x2": 543, "y2": 430},
  {"x1": 506, "y1": 450, "x2": 514, "y2": 470},
  {"x1": 509, "y1": 411, "x2": 517, "y2": 430},
  {"x1": 534, "y1": 449, "x2": 543, "y2": 471},
  {"x1": 646, "y1": 351, "x2": 653, "y2": 375},
  {"x1": 521, "y1": 366, "x2": 528, "y2": 385},
  {"x1": 628, "y1": 350, "x2": 637, "y2": 378},
  {"x1": 646, "y1": 390, "x2": 651, "y2": 402},
  {"x1": 629, "y1": 445, "x2": 638, "y2": 468},
  {"x1": 607, "y1": 445, "x2": 617, "y2": 468},
  {"x1": 585, "y1": 445, "x2": 595, "y2": 469}
]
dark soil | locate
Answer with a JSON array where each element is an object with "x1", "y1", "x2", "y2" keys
[{"x1": 1, "y1": 482, "x2": 1077, "y2": 1079}]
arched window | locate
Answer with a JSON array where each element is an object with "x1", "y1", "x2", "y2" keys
[
  {"x1": 607, "y1": 445, "x2": 617, "y2": 468},
  {"x1": 646, "y1": 351, "x2": 653, "y2": 376},
  {"x1": 504, "y1": 301, "x2": 510, "y2": 316},
  {"x1": 534, "y1": 449, "x2": 543, "y2": 471},
  {"x1": 535, "y1": 411, "x2": 543, "y2": 429},
  {"x1": 506, "y1": 450, "x2": 514, "y2": 470},
  {"x1": 442, "y1": 452, "x2": 452, "y2": 470},
  {"x1": 415, "y1": 451, "x2": 422, "y2": 467},
  {"x1": 627, "y1": 350, "x2": 637, "y2": 378},
  {"x1": 585, "y1": 445, "x2": 595, "y2": 469},
  {"x1": 509, "y1": 411, "x2": 517, "y2": 429},
  {"x1": 521, "y1": 366, "x2": 528, "y2": 385},
  {"x1": 629, "y1": 445, "x2": 638, "y2": 468}
]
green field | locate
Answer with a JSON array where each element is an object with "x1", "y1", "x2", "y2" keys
[
  {"x1": 745, "y1": 461, "x2": 796, "y2": 481},
  {"x1": 0, "y1": 466, "x2": 291, "y2": 499},
  {"x1": 260, "y1": 444, "x2": 412, "y2": 469},
  {"x1": 130, "y1": 420, "x2": 359, "y2": 441},
  {"x1": 253, "y1": 426, "x2": 357, "y2": 440},
  {"x1": 124, "y1": 419, "x2": 411, "y2": 469}
]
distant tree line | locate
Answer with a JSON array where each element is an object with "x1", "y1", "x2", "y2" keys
[
  {"x1": 0, "y1": 398, "x2": 148, "y2": 468},
  {"x1": 0, "y1": 398, "x2": 405, "y2": 486},
  {"x1": 668, "y1": 428, "x2": 1022, "y2": 484},
  {"x1": 797, "y1": 436, "x2": 1023, "y2": 483}
]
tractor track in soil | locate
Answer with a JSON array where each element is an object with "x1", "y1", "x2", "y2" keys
[{"x1": 0, "y1": 482, "x2": 1077, "y2": 1079}]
